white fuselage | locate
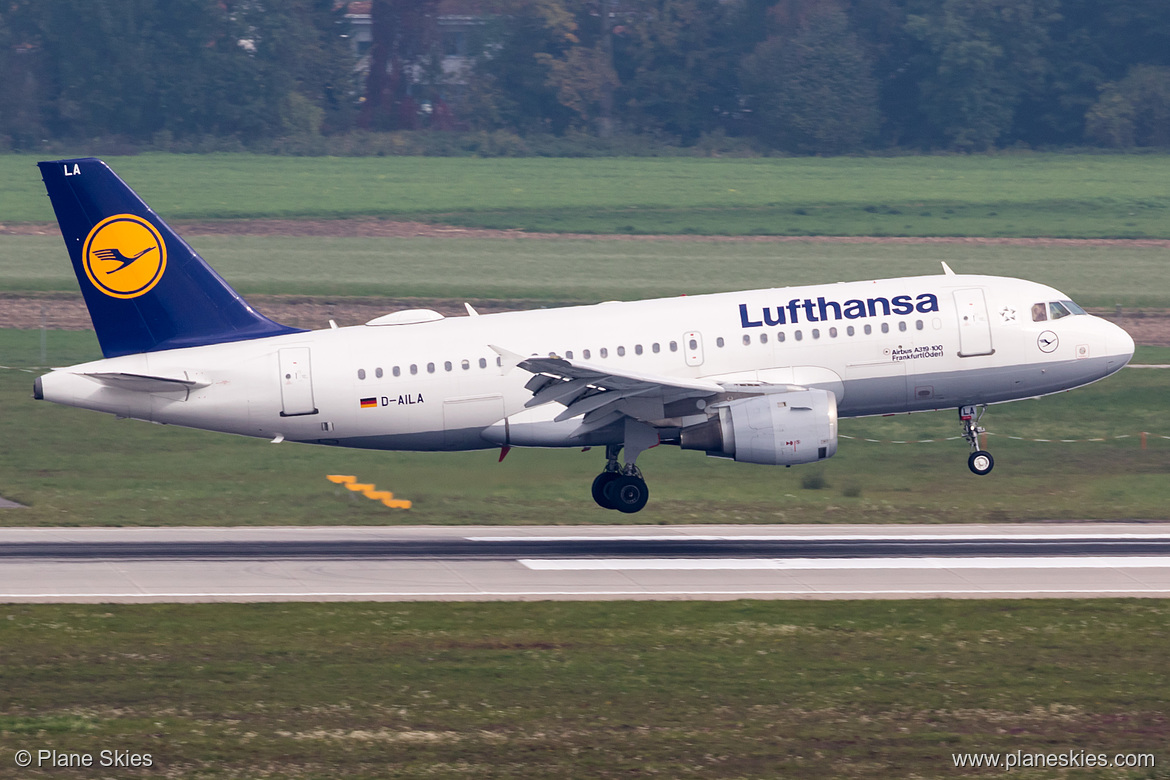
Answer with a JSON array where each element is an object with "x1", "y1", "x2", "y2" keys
[{"x1": 38, "y1": 274, "x2": 1134, "y2": 452}]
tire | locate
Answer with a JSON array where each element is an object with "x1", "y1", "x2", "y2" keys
[
  {"x1": 607, "y1": 475, "x2": 650, "y2": 514},
  {"x1": 968, "y1": 450, "x2": 994, "y2": 476},
  {"x1": 592, "y1": 472, "x2": 621, "y2": 509}
]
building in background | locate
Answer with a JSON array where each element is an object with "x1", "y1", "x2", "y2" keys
[{"x1": 344, "y1": 0, "x2": 485, "y2": 129}]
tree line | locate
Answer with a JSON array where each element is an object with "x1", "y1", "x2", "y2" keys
[{"x1": 1, "y1": 0, "x2": 1168, "y2": 154}]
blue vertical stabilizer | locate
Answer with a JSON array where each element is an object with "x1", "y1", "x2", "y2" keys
[{"x1": 38, "y1": 158, "x2": 304, "y2": 358}]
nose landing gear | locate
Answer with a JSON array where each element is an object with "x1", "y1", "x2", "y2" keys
[{"x1": 960, "y1": 405, "x2": 994, "y2": 475}]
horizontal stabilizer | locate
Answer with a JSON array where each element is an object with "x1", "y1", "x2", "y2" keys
[{"x1": 78, "y1": 371, "x2": 208, "y2": 393}]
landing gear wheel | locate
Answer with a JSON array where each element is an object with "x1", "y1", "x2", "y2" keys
[
  {"x1": 605, "y1": 474, "x2": 650, "y2": 514},
  {"x1": 958, "y1": 405, "x2": 994, "y2": 476},
  {"x1": 591, "y1": 471, "x2": 621, "y2": 510},
  {"x1": 968, "y1": 450, "x2": 994, "y2": 476}
]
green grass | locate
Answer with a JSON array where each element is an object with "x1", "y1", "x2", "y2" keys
[
  {"x1": 0, "y1": 600, "x2": 1167, "y2": 778},
  {"x1": 4, "y1": 234, "x2": 1169, "y2": 307},
  {"x1": 5, "y1": 153, "x2": 1170, "y2": 237},
  {"x1": 2, "y1": 329, "x2": 1167, "y2": 526}
]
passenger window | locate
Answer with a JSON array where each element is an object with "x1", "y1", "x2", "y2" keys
[
  {"x1": 915, "y1": 320, "x2": 924, "y2": 330},
  {"x1": 600, "y1": 347, "x2": 608, "y2": 358},
  {"x1": 410, "y1": 364, "x2": 418, "y2": 375},
  {"x1": 427, "y1": 362, "x2": 435, "y2": 374},
  {"x1": 1049, "y1": 301, "x2": 1072, "y2": 320},
  {"x1": 652, "y1": 343, "x2": 660, "y2": 353},
  {"x1": 760, "y1": 333, "x2": 768, "y2": 344},
  {"x1": 461, "y1": 360, "x2": 469, "y2": 370},
  {"x1": 375, "y1": 367, "x2": 383, "y2": 378},
  {"x1": 864, "y1": 324, "x2": 872, "y2": 335},
  {"x1": 829, "y1": 327, "x2": 837, "y2": 338},
  {"x1": 478, "y1": 358, "x2": 487, "y2": 369},
  {"x1": 583, "y1": 349, "x2": 591, "y2": 359},
  {"x1": 688, "y1": 339, "x2": 697, "y2": 350},
  {"x1": 777, "y1": 332, "x2": 786, "y2": 343},
  {"x1": 393, "y1": 366, "x2": 401, "y2": 377},
  {"x1": 617, "y1": 346, "x2": 626, "y2": 356},
  {"x1": 881, "y1": 323, "x2": 889, "y2": 334},
  {"x1": 742, "y1": 335, "x2": 751, "y2": 346},
  {"x1": 847, "y1": 326, "x2": 855, "y2": 337},
  {"x1": 716, "y1": 337, "x2": 725, "y2": 348},
  {"x1": 811, "y1": 329, "x2": 820, "y2": 339},
  {"x1": 444, "y1": 361, "x2": 452, "y2": 372},
  {"x1": 669, "y1": 341, "x2": 678, "y2": 352},
  {"x1": 565, "y1": 351, "x2": 574, "y2": 360},
  {"x1": 357, "y1": 368, "x2": 366, "y2": 380},
  {"x1": 1031, "y1": 303, "x2": 1047, "y2": 322},
  {"x1": 795, "y1": 330, "x2": 803, "y2": 341},
  {"x1": 635, "y1": 344, "x2": 643, "y2": 355},
  {"x1": 898, "y1": 321, "x2": 907, "y2": 332}
]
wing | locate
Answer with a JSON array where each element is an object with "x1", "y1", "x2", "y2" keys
[{"x1": 493, "y1": 346, "x2": 788, "y2": 437}]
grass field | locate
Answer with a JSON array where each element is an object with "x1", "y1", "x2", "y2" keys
[
  {"x1": 2, "y1": 329, "x2": 1167, "y2": 526},
  {"x1": 1, "y1": 600, "x2": 1167, "y2": 779},
  {"x1": 5, "y1": 153, "x2": 1170, "y2": 237},
  {"x1": 3, "y1": 234, "x2": 1169, "y2": 307}
]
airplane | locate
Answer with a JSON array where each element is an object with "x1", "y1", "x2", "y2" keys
[{"x1": 33, "y1": 158, "x2": 1136, "y2": 513}]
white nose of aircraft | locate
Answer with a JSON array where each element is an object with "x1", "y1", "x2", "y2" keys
[{"x1": 1104, "y1": 319, "x2": 1136, "y2": 375}]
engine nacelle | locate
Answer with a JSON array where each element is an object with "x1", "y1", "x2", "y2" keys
[{"x1": 679, "y1": 389, "x2": 838, "y2": 465}]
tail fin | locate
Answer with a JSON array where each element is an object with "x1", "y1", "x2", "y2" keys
[{"x1": 38, "y1": 158, "x2": 303, "y2": 358}]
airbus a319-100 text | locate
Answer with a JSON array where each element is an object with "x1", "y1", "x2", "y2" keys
[{"x1": 33, "y1": 159, "x2": 1135, "y2": 513}]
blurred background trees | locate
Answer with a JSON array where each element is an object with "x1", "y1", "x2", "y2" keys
[{"x1": 0, "y1": 0, "x2": 1167, "y2": 153}]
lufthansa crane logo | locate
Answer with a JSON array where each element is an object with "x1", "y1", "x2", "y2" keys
[{"x1": 82, "y1": 214, "x2": 167, "y2": 299}]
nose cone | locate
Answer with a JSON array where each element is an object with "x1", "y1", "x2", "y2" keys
[{"x1": 1104, "y1": 320, "x2": 1135, "y2": 376}]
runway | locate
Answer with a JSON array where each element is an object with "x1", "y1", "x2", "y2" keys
[{"x1": 3, "y1": 524, "x2": 1170, "y2": 602}]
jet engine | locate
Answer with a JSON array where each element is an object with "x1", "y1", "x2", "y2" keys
[{"x1": 679, "y1": 389, "x2": 838, "y2": 465}]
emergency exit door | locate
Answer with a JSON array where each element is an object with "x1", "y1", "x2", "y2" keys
[
  {"x1": 683, "y1": 332, "x2": 704, "y2": 366},
  {"x1": 953, "y1": 289, "x2": 994, "y2": 357},
  {"x1": 278, "y1": 347, "x2": 318, "y2": 416}
]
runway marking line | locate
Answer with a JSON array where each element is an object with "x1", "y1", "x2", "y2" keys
[{"x1": 518, "y1": 556, "x2": 1170, "y2": 570}]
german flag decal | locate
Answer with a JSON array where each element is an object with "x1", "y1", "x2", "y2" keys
[{"x1": 359, "y1": 397, "x2": 378, "y2": 409}]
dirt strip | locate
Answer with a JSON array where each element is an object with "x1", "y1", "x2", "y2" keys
[
  {"x1": 2, "y1": 291, "x2": 1168, "y2": 346},
  {"x1": 4, "y1": 221, "x2": 1168, "y2": 343},
  {"x1": 5, "y1": 219, "x2": 1170, "y2": 247}
]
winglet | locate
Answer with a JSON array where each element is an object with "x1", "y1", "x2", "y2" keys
[
  {"x1": 941, "y1": 261, "x2": 956, "y2": 276},
  {"x1": 464, "y1": 302, "x2": 480, "y2": 317}
]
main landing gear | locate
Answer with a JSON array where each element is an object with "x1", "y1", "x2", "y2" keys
[
  {"x1": 959, "y1": 405, "x2": 994, "y2": 476},
  {"x1": 592, "y1": 421, "x2": 657, "y2": 513}
]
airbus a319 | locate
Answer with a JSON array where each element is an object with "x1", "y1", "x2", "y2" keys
[{"x1": 33, "y1": 159, "x2": 1134, "y2": 512}]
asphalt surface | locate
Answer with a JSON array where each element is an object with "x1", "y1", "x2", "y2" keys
[
  {"x1": 3, "y1": 535, "x2": 1170, "y2": 561},
  {"x1": 2, "y1": 524, "x2": 1169, "y2": 602}
]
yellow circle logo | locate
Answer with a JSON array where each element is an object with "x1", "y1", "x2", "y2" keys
[{"x1": 82, "y1": 214, "x2": 167, "y2": 299}]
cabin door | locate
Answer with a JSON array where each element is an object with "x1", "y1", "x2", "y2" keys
[
  {"x1": 278, "y1": 347, "x2": 318, "y2": 416},
  {"x1": 953, "y1": 289, "x2": 994, "y2": 357}
]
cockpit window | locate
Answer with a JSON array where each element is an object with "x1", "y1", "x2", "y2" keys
[{"x1": 1034, "y1": 300, "x2": 1086, "y2": 322}]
